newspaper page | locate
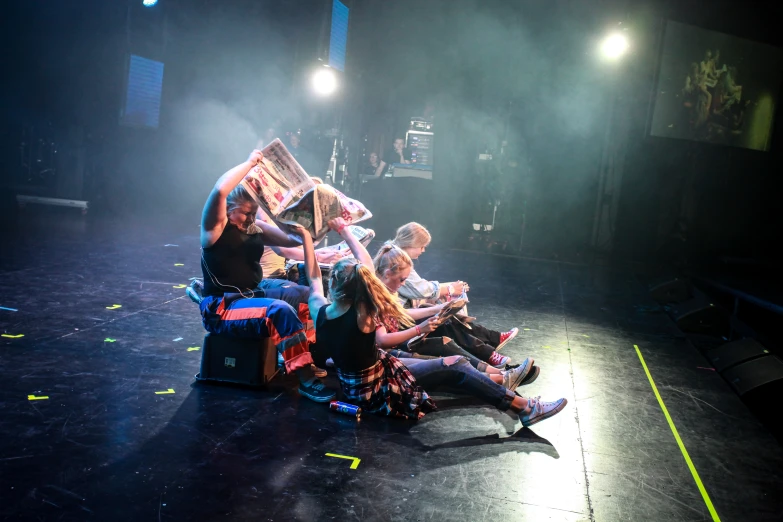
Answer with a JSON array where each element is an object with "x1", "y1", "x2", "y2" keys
[
  {"x1": 241, "y1": 139, "x2": 372, "y2": 241},
  {"x1": 240, "y1": 138, "x2": 315, "y2": 218},
  {"x1": 407, "y1": 298, "x2": 469, "y2": 346}
]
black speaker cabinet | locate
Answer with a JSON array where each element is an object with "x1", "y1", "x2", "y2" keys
[
  {"x1": 705, "y1": 338, "x2": 770, "y2": 373},
  {"x1": 721, "y1": 355, "x2": 783, "y2": 396},
  {"x1": 649, "y1": 277, "x2": 691, "y2": 304},
  {"x1": 669, "y1": 298, "x2": 730, "y2": 338},
  {"x1": 196, "y1": 333, "x2": 279, "y2": 387}
]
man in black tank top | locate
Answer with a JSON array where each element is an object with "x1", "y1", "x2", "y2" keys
[{"x1": 198, "y1": 150, "x2": 336, "y2": 403}]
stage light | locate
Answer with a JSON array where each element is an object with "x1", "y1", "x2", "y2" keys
[
  {"x1": 600, "y1": 33, "x2": 629, "y2": 59},
  {"x1": 312, "y1": 67, "x2": 337, "y2": 96},
  {"x1": 142, "y1": 0, "x2": 158, "y2": 7}
]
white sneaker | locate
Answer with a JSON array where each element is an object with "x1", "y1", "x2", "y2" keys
[
  {"x1": 519, "y1": 396, "x2": 567, "y2": 427},
  {"x1": 501, "y1": 358, "x2": 534, "y2": 391}
]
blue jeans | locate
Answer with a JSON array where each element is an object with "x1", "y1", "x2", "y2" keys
[
  {"x1": 258, "y1": 278, "x2": 309, "y2": 309},
  {"x1": 401, "y1": 356, "x2": 515, "y2": 411}
]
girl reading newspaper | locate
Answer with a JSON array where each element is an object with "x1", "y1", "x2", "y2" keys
[{"x1": 390, "y1": 222, "x2": 521, "y2": 366}]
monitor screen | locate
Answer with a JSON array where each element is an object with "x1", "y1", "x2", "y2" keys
[
  {"x1": 649, "y1": 21, "x2": 783, "y2": 151},
  {"x1": 329, "y1": 0, "x2": 349, "y2": 72},
  {"x1": 121, "y1": 54, "x2": 165, "y2": 129}
]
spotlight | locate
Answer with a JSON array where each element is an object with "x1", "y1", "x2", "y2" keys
[
  {"x1": 142, "y1": 0, "x2": 158, "y2": 6},
  {"x1": 600, "y1": 33, "x2": 629, "y2": 60},
  {"x1": 312, "y1": 67, "x2": 337, "y2": 96}
]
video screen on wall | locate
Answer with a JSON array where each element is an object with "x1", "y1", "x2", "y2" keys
[
  {"x1": 649, "y1": 21, "x2": 783, "y2": 151},
  {"x1": 120, "y1": 54, "x2": 165, "y2": 129}
]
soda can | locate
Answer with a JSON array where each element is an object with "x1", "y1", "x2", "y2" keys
[{"x1": 329, "y1": 401, "x2": 361, "y2": 419}]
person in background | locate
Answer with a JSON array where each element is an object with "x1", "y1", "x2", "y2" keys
[
  {"x1": 362, "y1": 152, "x2": 386, "y2": 182},
  {"x1": 384, "y1": 138, "x2": 412, "y2": 168}
]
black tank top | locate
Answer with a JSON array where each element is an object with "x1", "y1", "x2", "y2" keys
[
  {"x1": 316, "y1": 305, "x2": 378, "y2": 373},
  {"x1": 202, "y1": 223, "x2": 265, "y2": 297}
]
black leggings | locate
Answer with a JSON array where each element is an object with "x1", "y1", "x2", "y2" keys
[{"x1": 391, "y1": 337, "x2": 490, "y2": 372}]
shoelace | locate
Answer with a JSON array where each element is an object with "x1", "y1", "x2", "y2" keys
[
  {"x1": 526, "y1": 396, "x2": 542, "y2": 414},
  {"x1": 489, "y1": 352, "x2": 504, "y2": 365}
]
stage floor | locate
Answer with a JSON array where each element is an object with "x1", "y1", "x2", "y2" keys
[{"x1": 1, "y1": 217, "x2": 782, "y2": 521}]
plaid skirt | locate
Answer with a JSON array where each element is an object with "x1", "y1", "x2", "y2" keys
[{"x1": 337, "y1": 349, "x2": 436, "y2": 420}]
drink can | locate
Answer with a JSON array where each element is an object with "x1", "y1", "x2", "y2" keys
[{"x1": 329, "y1": 401, "x2": 361, "y2": 419}]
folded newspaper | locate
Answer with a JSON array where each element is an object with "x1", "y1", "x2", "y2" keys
[
  {"x1": 407, "y1": 297, "x2": 469, "y2": 346},
  {"x1": 241, "y1": 138, "x2": 372, "y2": 241}
]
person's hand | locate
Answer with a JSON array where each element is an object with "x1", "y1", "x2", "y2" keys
[
  {"x1": 288, "y1": 224, "x2": 308, "y2": 238},
  {"x1": 247, "y1": 149, "x2": 264, "y2": 166},
  {"x1": 418, "y1": 316, "x2": 441, "y2": 334},
  {"x1": 328, "y1": 217, "x2": 348, "y2": 234},
  {"x1": 449, "y1": 281, "x2": 468, "y2": 295}
]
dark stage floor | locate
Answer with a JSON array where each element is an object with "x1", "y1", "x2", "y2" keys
[{"x1": 2, "y1": 213, "x2": 783, "y2": 521}]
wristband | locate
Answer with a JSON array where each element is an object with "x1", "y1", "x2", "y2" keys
[
  {"x1": 447, "y1": 284, "x2": 454, "y2": 298},
  {"x1": 336, "y1": 224, "x2": 346, "y2": 234},
  {"x1": 415, "y1": 325, "x2": 421, "y2": 336}
]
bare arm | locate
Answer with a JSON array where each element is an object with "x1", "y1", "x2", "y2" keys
[
  {"x1": 201, "y1": 150, "x2": 262, "y2": 248},
  {"x1": 302, "y1": 228, "x2": 328, "y2": 320},
  {"x1": 374, "y1": 316, "x2": 439, "y2": 348},
  {"x1": 329, "y1": 218, "x2": 373, "y2": 267},
  {"x1": 374, "y1": 160, "x2": 386, "y2": 178},
  {"x1": 406, "y1": 304, "x2": 443, "y2": 321},
  {"x1": 255, "y1": 221, "x2": 302, "y2": 248}
]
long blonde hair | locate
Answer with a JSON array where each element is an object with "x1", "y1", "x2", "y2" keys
[
  {"x1": 373, "y1": 242, "x2": 413, "y2": 278},
  {"x1": 330, "y1": 258, "x2": 413, "y2": 329},
  {"x1": 391, "y1": 222, "x2": 431, "y2": 249}
]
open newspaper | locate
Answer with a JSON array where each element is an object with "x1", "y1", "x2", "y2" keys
[
  {"x1": 407, "y1": 297, "x2": 469, "y2": 347},
  {"x1": 241, "y1": 138, "x2": 372, "y2": 241}
]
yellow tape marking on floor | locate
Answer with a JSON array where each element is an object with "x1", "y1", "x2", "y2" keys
[{"x1": 634, "y1": 344, "x2": 721, "y2": 522}]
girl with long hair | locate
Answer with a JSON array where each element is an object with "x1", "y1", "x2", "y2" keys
[
  {"x1": 302, "y1": 218, "x2": 567, "y2": 425},
  {"x1": 390, "y1": 222, "x2": 521, "y2": 362},
  {"x1": 372, "y1": 243, "x2": 540, "y2": 385}
]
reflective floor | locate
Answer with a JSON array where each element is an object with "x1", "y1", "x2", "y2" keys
[{"x1": 1, "y1": 213, "x2": 782, "y2": 521}]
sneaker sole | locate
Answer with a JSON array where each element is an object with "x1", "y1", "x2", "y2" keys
[
  {"x1": 505, "y1": 358, "x2": 534, "y2": 390},
  {"x1": 519, "y1": 365, "x2": 540, "y2": 386},
  {"x1": 495, "y1": 328, "x2": 519, "y2": 351},
  {"x1": 521, "y1": 398, "x2": 567, "y2": 427},
  {"x1": 299, "y1": 388, "x2": 336, "y2": 403}
]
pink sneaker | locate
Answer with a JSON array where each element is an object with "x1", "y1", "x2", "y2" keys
[
  {"x1": 496, "y1": 327, "x2": 519, "y2": 351},
  {"x1": 488, "y1": 351, "x2": 509, "y2": 368}
]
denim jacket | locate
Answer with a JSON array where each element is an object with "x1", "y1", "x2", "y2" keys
[{"x1": 398, "y1": 267, "x2": 439, "y2": 308}]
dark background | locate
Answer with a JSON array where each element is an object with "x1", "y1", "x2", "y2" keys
[{"x1": 1, "y1": 0, "x2": 782, "y2": 264}]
